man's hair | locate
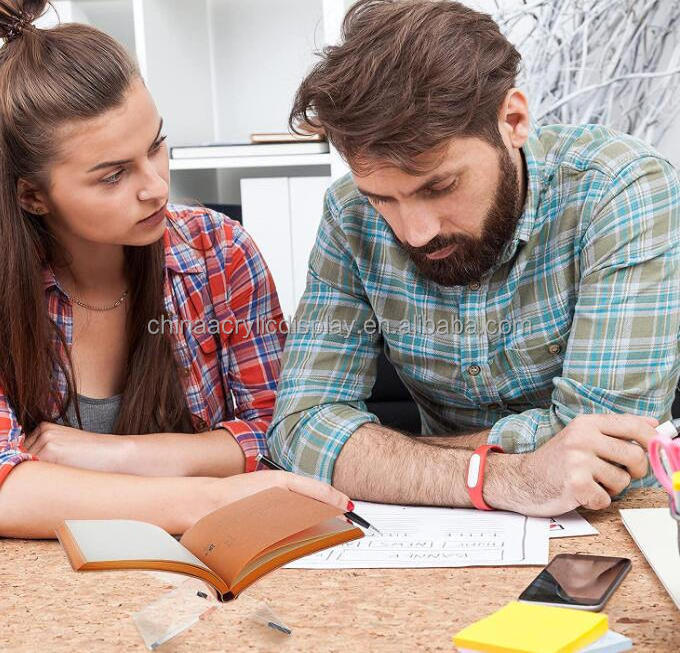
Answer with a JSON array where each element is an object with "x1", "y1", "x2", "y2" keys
[{"x1": 290, "y1": 0, "x2": 521, "y2": 174}]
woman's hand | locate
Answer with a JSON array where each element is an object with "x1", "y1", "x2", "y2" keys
[
  {"x1": 211, "y1": 470, "x2": 352, "y2": 513},
  {"x1": 24, "y1": 422, "x2": 130, "y2": 473}
]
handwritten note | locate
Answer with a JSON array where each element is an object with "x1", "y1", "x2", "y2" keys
[{"x1": 286, "y1": 501, "x2": 549, "y2": 569}]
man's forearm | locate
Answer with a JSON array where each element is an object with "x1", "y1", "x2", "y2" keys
[
  {"x1": 332, "y1": 423, "x2": 525, "y2": 508},
  {"x1": 413, "y1": 431, "x2": 490, "y2": 449}
]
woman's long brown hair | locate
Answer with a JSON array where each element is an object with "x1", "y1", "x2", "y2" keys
[{"x1": 0, "y1": 0, "x2": 194, "y2": 434}]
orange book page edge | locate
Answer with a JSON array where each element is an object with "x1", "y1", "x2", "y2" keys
[
  {"x1": 229, "y1": 523, "x2": 363, "y2": 598},
  {"x1": 55, "y1": 522, "x2": 87, "y2": 569}
]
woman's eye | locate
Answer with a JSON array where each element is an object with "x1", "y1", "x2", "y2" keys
[
  {"x1": 150, "y1": 134, "x2": 168, "y2": 154},
  {"x1": 102, "y1": 170, "x2": 125, "y2": 185}
]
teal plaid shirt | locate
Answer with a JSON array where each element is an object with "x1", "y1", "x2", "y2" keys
[{"x1": 268, "y1": 125, "x2": 680, "y2": 487}]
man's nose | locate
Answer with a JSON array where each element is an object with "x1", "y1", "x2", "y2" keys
[{"x1": 400, "y1": 205, "x2": 441, "y2": 248}]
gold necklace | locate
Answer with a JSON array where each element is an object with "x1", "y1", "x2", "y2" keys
[{"x1": 67, "y1": 289, "x2": 129, "y2": 312}]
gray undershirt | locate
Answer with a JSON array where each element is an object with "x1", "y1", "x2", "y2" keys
[{"x1": 59, "y1": 394, "x2": 122, "y2": 434}]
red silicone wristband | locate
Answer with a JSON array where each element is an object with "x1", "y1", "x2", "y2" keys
[{"x1": 466, "y1": 444, "x2": 504, "y2": 510}]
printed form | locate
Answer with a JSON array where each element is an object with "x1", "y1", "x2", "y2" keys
[{"x1": 286, "y1": 502, "x2": 549, "y2": 569}]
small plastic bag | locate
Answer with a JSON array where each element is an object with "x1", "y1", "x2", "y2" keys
[{"x1": 132, "y1": 575, "x2": 291, "y2": 650}]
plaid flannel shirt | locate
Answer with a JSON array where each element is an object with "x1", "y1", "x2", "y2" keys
[
  {"x1": 268, "y1": 125, "x2": 680, "y2": 487},
  {"x1": 0, "y1": 205, "x2": 285, "y2": 488}
]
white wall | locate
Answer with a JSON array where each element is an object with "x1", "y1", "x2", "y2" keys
[
  {"x1": 209, "y1": 0, "x2": 325, "y2": 144},
  {"x1": 659, "y1": 118, "x2": 680, "y2": 168}
]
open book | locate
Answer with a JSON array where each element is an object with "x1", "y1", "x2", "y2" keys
[{"x1": 55, "y1": 487, "x2": 363, "y2": 601}]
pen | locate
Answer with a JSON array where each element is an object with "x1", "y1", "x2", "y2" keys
[
  {"x1": 256, "y1": 453, "x2": 382, "y2": 535},
  {"x1": 655, "y1": 418, "x2": 680, "y2": 439}
]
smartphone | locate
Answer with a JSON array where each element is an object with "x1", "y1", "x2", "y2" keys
[{"x1": 518, "y1": 553, "x2": 631, "y2": 611}]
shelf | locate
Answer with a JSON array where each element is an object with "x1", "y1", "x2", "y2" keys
[{"x1": 169, "y1": 153, "x2": 332, "y2": 171}]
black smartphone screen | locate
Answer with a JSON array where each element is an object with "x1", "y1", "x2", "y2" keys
[{"x1": 518, "y1": 553, "x2": 631, "y2": 609}]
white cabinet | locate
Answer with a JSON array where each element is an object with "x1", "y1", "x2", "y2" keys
[{"x1": 241, "y1": 176, "x2": 331, "y2": 318}]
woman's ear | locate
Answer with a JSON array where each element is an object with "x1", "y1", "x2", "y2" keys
[{"x1": 17, "y1": 178, "x2": 49, "y2": 215}]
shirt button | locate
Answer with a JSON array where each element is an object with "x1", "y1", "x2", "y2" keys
[
  {"x1": 467, "y1": 364, "x2": 481, "y2": 376},
  {"x1": 468, "y1": 281, "x2": 481, "y2": 291},
  {"x1": 548, "y1": 344, "x2": 562, "y2": 355},
  {"x1": 182, "y1": 366, "x2": 192, "y2": 377}
]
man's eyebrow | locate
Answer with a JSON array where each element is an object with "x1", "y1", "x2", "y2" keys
[
  {"x1": 86, "y1": 118, "x2": 164, "y2": 173},
  {"x1": 357, "y1": 169, "x2": 459, "y2": 201}
]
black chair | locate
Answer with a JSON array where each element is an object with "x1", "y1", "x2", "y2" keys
[
  {"x1": 366, "y1": 351, "x2": 421, "y2": 433},
  {"x1": 672, "y1": 385, "x2": 680, "y2": 418}
]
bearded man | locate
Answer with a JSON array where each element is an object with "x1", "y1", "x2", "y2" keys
[{"x1": 267, "y1": 0, "x2": 680, "y2": 516}]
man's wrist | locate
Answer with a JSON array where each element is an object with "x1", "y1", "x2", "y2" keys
[{"x1": 483, "y1": 452, "x2": 530, "y2": 512}]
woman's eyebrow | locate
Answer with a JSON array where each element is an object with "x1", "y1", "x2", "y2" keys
[{"x1": 86, "y1": 118, "x2": 164, "y2": 173}]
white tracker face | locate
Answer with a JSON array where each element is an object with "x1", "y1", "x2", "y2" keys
[{"x1": 467, "y1": 453, "x2": 482, "y2": 488}]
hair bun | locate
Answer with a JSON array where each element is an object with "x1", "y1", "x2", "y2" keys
[{"x1": 0, "y1": 1, "x2": 47, "y2": 42}]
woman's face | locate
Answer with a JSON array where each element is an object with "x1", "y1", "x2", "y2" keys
[{"x1": 29, "y1": 77, "x2": 170, "y2": 248}]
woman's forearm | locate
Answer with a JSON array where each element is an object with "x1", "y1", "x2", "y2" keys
[
  {"x1": 0, "y1": 460, "x2": 219, "y2": 539},
  {"x1": 120, "y1": 429, "x2": 246, "y2": 477}
]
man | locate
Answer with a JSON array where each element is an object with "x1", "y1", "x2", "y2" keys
[{"x1": 267, "y1": 0, "x2": 680, "y2": 516}]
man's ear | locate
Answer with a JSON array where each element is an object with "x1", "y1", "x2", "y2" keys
[
  {"x1": 17, "y1": 178, "x2": 49, "y2": 215},
  {"x1": 497, "y1": 88, "x2": 530, "y2": 150}
]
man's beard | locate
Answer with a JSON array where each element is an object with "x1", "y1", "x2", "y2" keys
[{"x1": 402, "y1": 146, "x2": 522, "y2": 287}]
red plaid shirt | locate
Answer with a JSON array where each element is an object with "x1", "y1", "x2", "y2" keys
[{"x1": 0, "y1": 205, "x2": 285, "y2": 488}]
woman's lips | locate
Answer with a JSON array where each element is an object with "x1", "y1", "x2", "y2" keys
[{"x1": 138, "y1": 204, "x2": 167, "y2": 227}]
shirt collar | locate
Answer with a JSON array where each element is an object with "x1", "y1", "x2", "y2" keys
[
  {"x1": 163, "y1": 220, "x2": 204, "y2": 274},
  {"x1": 42, "y1": 266, "x2": 59, "y2": 290},
  {"x1": 497, "y1": 128, "x2": 545, "y2": 266}
]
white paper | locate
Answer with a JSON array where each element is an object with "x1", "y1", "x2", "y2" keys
[
  {"x1": 581, "y1": 629, "x2": 632, "y2": 653},
  {"x1": 549, "y1": 510, "x2": 599, "y2": 538},
  {"x1": 620, "y1": 507, "x2": 680, "y2": 610},
  {"x1": 286, "y1": 501, "x2": 549, "y2": 569}
]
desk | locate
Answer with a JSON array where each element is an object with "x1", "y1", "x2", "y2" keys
[{"x1": 0, "y1": 488, "x2": 677, "y2": 652}]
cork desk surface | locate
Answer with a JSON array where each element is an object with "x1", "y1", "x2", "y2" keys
[{"x1": 0, "y1": 488, "x2": 677, "y2": 652}]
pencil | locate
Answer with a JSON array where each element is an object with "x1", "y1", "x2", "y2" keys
[{"x1": 256, "y1": 453, "x2": 382, "y2": 535}]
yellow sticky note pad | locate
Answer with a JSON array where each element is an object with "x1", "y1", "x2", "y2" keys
[
  {"x1": 673, "y1": 471, "x2": 680, "y2": 491},
  {"x1": 453, "y1": 601, "x2": 608, "y2": 653}
]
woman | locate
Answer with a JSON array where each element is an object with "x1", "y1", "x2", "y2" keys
[{"x1": 0, "y1": 0, "x2": 349, "y2": 539}]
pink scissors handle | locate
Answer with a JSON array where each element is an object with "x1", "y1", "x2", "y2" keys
[{"x1": 649, "y1": 434, "x2": 678, "y2": 493}]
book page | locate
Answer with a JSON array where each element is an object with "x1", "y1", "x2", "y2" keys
[
  {"x1": 286, "y1": 502, "x2": 549, "y2": 568},
  {"x1": 63, "y1": 520, "x2": 210, "y2": 570}
]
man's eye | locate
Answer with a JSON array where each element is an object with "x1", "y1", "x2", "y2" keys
[
  {"x1": 424, "y1": 179, "x2": 458, "y2": 198},
  {"x1": 102, "y1": 170, "x2": 125, "y2": 185}
]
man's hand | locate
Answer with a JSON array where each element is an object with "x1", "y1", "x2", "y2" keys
[
  {"x1": 486, "y1": 414, "x2": 658, "y2": 516},
  {"x1": 24, "y1": 422, "x2": 130, "y2": 473}
]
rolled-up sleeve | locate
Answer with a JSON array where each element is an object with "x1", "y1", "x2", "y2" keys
[
  {"x1": 267, "y1": 192, "x2": 381, "y2": 484},
  {"x1": 488, "y1": 156, "x2": 680, "y2": 488},
  {"x1": 0, "y1": 390, "x2": 37, "y2": 489}
]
